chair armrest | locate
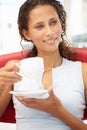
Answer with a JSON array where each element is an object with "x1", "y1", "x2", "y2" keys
[{"x1": 0, "y1": 50, "x2": 30, "y2": 68}]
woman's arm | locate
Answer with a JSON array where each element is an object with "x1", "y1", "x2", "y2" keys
[
  {"x1": 0, "y1": 85, "x2": 13, "y2": 117},
  {"x1": 0, "y1": 60, "x2": 22, "y2": 117},
  {"x1": 53, "y1": 91, "x2": 87, "y2": 130}
]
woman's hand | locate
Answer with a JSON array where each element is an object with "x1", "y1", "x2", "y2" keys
[
  {"x1": 0, "y1": 60, "x2": 22, "y2": 89},
  {"x1": 0, "y1": 60, "x2": 22, "y2": 117},
  {"x1": 16, "y1": 87, "x2": 62, "y2": 117}
]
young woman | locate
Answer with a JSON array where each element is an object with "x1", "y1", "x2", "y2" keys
[{"x1": 0, "y1": 0, "x2": 87, "y2": 130}]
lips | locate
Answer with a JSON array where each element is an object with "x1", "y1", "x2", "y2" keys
[{"x1": 43, "y1": 38, "x2": 57, "y2": 45}]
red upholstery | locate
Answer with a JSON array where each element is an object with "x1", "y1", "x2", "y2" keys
[
  {"x1": 0, "y1": 48, "x2": 87, "y2": 123},
  {"x1": 0, "y1": 99, "x2": 16, "y2": 123},
  {"x1": 75, "y1": 48, "x2": 87, "y2": 62},
  {"x1": 0, "y1": 50, "x2": 30, "y2": 68}
]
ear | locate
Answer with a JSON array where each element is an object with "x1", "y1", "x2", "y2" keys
[{"x1": 22, "y1": 29, "x2": 31, "y2": 41}]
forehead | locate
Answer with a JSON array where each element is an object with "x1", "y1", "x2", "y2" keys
[{"x1": 28, "y1": 4, "x2": 58, "y2": 22}]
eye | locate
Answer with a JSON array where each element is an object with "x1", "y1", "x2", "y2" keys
[
  {"x1": 50, "y1": 20, "x2": 58, "y2": 26},
  {"x1": 35, "y1": 25, "x2": 44, "y2": 30}
]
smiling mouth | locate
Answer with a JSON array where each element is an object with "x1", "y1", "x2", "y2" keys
[{"x1": 43, "y1": 37, "x2": 58, "y2": 45}]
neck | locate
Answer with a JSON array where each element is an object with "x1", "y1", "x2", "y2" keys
[{"x1": 38, "y1": 50, "x2": 63, "y2": 71}]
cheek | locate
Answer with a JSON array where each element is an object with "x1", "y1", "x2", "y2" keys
[
  {"x1": 56, "y1": 25, "x2": 62, "y2": 37},
  {"x1": 31, "y1": 32, "x2": 43, "y2": 43}
]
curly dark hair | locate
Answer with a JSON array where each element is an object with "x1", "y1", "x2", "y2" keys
[{"x1": 18, "y1": 0, "x2": 76, "y2": 60}]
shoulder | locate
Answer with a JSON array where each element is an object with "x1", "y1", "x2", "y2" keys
[
  {"x1": 64, "y1": 58, "x2": 82, "y2": 69},
  {"x1": 82, "y1": 63, "x2": 87, "y2": 102}
]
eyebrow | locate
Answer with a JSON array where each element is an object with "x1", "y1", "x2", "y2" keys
[
  {"x1": 50, "y1": 17, "x2": 59, "y2": 21},
  {"x1": 35, "y1": 17, "x2": 59, "y2": 25},
  {"x1": 35, "y1": 22, "x2": 43, "y2": 25}
]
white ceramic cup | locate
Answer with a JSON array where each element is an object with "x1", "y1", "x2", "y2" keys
[{"x1": 19, "y1": 57, "x2": 44, "y2": 79}]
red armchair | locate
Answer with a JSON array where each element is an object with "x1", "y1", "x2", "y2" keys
[{"x1": 0, "y1": 48, "x2": 87, "y2": 123}]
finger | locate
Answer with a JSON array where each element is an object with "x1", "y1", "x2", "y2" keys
[
  {"x1": 10, "y1": 71, "x2": 22, "y2": 79},
  {"x1": 5, "y1": 60, "x2": 20, "y2": 72},
  {"x1": 6, "y1": 64, "x2": 19, "y2": 72},
  {"x1": 47, "y1": 87, "x2": 55, "y2": 98},
  {"x1": 3, "y1": 71, "x2": 22, "y2": 79},
  {"x1": 16, "y1": 96, "x2": 35, "y2": 107},
  {"x1": 0, "y1": 77, "x2": 21, "y2": 83},
  {"x1": 17, "y1": 96, "x2": 42, "y2": 106},
  {"x1": 0, "y1": 80, "x2": 19, "y2": 88},
  {"x1": 48, "y1": 87, "x2": 53, "y2": 93},
  {"x1": 0, "y1": 72, "x2": 22, "y2": 83}
]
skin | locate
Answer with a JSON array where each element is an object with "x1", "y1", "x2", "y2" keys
[
  {"x1": 16, "y1": 4, "x2": 87, "y2": 130},
  {"x1": 0, "y1": 60, "x2": 22, "y2": 117}
]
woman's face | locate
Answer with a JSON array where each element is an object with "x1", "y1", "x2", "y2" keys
[{"x1": 23, "y1": 5, "x2": 62, "y2": 54}]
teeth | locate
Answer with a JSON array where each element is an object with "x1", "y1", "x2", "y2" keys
[
  {"x1": 46, "y1": 39, "x2": 55, "y2": 44},
  {"x1": 47, "y1": 39, "x2": 54, "y2": 42}
]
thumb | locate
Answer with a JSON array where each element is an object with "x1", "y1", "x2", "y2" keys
[
  {"x1": 48, "y1": 87, "x2": 54, "y2": 95},
  {"x1": 48, "y1": 87, "x2": 60, "y2": 101}
]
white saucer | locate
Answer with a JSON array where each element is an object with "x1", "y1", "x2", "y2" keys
[{"x1": 9, "y1": 90, "x2": 49, "y2": 99}]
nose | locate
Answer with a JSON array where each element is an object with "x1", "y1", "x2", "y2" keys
[{"x1": 45, "y1": 25, "x2": 53, "y2": 36}]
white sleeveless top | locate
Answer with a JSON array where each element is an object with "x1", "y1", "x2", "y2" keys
[{"x1": 13, "y1": 58, "x2": 86, "y2": 130}]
